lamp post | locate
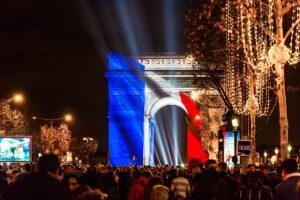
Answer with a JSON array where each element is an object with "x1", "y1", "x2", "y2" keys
[
  {"x1": 287, "y1": 144, "x2": 292, "y2": 158},
  {"x1": 3, "y1": 93, "x2": 25, "y2": 104},
  {"x1": 232, "y1": 118, "x2": 239, "y2": 156},
  {"x1": 264, "y1": 151, "x2": 268, "y2": 163},
  {"x1": 32, "y1": 113, "x2": 73, "y2": 127},
  {"x1": 275, "y1": 147, "x2": 279, "y2": 163}
]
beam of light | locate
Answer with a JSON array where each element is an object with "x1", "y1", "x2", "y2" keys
[
  {"x1": 94, "y1": 2, "x2": 124, "y2": 52},
  {"x1": 160, "y1": 114, "x2": 174, "y2": 166},
  {"x1": 113, "y1": 0, "x2": 139, "y2": 55},
  {"x1": 172, "y1": 105, "x2": 183, "y2": 165},
  {"x1": 73, "y1": 0, "x2": 108, "y2": 58},
  {"x1": 154, "y1": 123, "x2": 168, "y2": 164},
  {"x1": 126, "y1": 2, "x2": 154, "y2": 53},
  {"x1": 163, "y1": 0, "x2": 177, "y2": 52}
]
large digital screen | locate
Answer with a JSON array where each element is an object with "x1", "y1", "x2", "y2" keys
[
  {"x1": 0, "y1": 137, "x2": 31, "y2": 162},
  {"x1": 223, "y1": 131, "x2": 240, "y2": 167}
]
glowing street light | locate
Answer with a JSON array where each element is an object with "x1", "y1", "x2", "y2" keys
[
  {"x1": 275, "y1": 147, "x2": 279, "y2": 155},
  {"x1": 264, "y1": 151, "x2": 268, "y2": 163},
  {"x1": 288, "y1": 144, "x2": 292, "y2": 158},
  {"x1": 12, "y1": 93, "x2": 24, "y2": 104},
  {"x1": 275, "y1": 147, "x2": 279, "y2": 162},
  {"x1": 83, "y1": 137, "x2": 93, "y2": 142},
  {"x1": 64, "y1": 114, "x2": 72, "y2": 122},
  {"x1": 232, "y1": 118, "x2": 239, "y2": 130}
]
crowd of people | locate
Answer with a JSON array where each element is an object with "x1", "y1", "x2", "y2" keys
[{"x1": 0, "y1": 154, "x2": 300, "y2": 200}]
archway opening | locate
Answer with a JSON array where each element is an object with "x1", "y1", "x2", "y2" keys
[{"x1": 153, "y1": 105, "x2": 187, "y2": 166}]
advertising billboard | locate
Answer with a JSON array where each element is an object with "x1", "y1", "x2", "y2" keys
[
  {"x1": 0, "y1": 136, "x2": 31, "y2": 162},
  {"x1": 223, "y1": 131, "x2": 240, "y2": 167}
]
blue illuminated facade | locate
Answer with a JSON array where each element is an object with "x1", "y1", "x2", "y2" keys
[{"x1": 105, "y1": 52, "x2": 145, "y2": 166}]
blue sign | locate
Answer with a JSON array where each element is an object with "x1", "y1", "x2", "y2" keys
[{"x1": 237, "y1": 140, "x2": 251, "y2": 156}]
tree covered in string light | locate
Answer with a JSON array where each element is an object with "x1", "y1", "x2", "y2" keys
[
  {"x1": 40, "y1": 123, "x2": 72, "y2": 154},
  {"x1": 186, "y1": 0, "x2": 300, "y2": 160},
  {"x1": 0, "y1": 101, "x2": 28, "y2": 135}
]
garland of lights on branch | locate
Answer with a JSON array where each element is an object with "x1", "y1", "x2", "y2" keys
[{"x1": 225, "y1": 0, "x2": 300, "y2": 117}]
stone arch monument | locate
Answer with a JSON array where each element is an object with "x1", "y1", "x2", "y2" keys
[{"x1": 106, "y1": 53, "x2": 222, "y2": 166}]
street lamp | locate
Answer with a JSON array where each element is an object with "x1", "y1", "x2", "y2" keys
[
  {"x1": 83, "y1": 137, "x2": 93, "y2": 142},
  {"x1": 32, "y1": 113, "x2": 73, "y2": 126},
  {"x1": 275, "y1": 147, "x2": 279, "y2": 162},
  {"x1": 288, "y1": 144, "x2": 292, "y2": 158},
  {"x1": 264, "y1": 151, "x2": 268, "y2": 163},
  {"x1": 12, "y1": 93, "x2": 24, "y2": 104},
  {"x1": 232, "y1": 118, "x2": 239, "y2": 156}
]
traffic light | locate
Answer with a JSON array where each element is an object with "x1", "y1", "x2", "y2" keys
[{"x1": 218, "y1": 129, "x2": 224, "y2": 162}]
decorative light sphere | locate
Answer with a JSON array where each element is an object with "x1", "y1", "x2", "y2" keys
[
  {"x1": 268, "y1": 44, "x2": 290, "y2": 65},
  {"x1": 245, "y1": 95, "x2": 259, "y2": 112}
]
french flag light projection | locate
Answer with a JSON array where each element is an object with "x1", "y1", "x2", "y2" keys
[
  {"x1": 106, "y1": 52, "x2": 208, "y2": 166},
  {"x1": 106, "y1": 52, "x2": 145, "y2": 166},
  {"x1": 179, "y1": 92, "x2": 208, "y2": 164}
]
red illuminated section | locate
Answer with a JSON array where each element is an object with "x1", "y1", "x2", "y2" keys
[{"x1": 179, "y1": 92, "x2": 208, "y2": 163}]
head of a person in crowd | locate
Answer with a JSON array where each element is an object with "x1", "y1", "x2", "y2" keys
[
  {"x1": 80, "y1": 189, "x2": 108, "y2": 200},
  {"x1": 164, "y1": 165, "x2": 171, "y2": 171},
  {"x1": 23, "y1": 163, "x2": 31, "y2": 173},
  {"x1": 169, "y1": 168, "x2": 178, "y2": 178},
  {"x1": 281, "y1": 158, "x2": 298, "y2": 180},
  {"x1": 9, "y1": 170, "x2": 21, "y2": 184},
  {"x1": 62, "y1": 174, "x2": 79, "y2": 191},
  {"x1": 142, "y1": 170, "x2": 152, "y2": 178},
  {"x1": 205, "y1": 159, "x2": 218, "y2": 169},
  {"x1": 247, "y1": 164, "x2": 256, "y2": 173},
  {"x1": 178, "y1": 169, "x2": 186, "y2": 177},
  {"x1": 64, "y1": 165, "x2": 75, "y2": 175},
  {"x1": 37, "y1": 153, "x2": 60, "y2": 176},
  {"x1": 262, "y1": 165, "x2": 274, "y2": 176},
  {"x1": 247, "y1": 171, "x2": 264, "y2": 186},
  {"x1": 105, "y1": 170, "x2": 118, "y2": 187},
  {"x1": 187, "y1": 159, "x2": 204, "y2": 177},
  {"x1": 148, "y1": 175, "x2": 164, "y2": 190},
  {"x1": 133, "y1": 169, "x2": 141, "y2": 181},
  {"x1": 217, "y1": 162, "x2": 227, "y2": 173}
]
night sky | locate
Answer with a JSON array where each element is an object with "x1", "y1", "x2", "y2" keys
[{"x1": 0, "y1": 0, "x2": 299, "y2": 152}]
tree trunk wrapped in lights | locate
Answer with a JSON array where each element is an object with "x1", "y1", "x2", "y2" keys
[{"x1": 186, "y1": 0, "x2": 300, "y2": 160}]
